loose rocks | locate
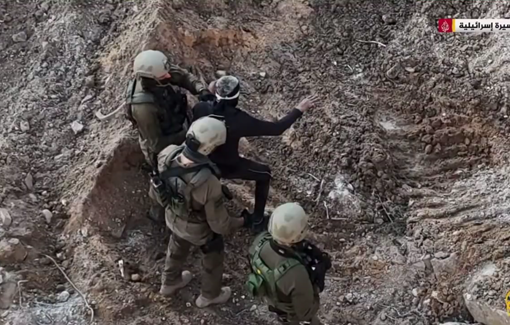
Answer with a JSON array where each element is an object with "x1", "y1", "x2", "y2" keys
[
  {"x1": 42, "y1": 209, "x2": 53, "y2": 224},
  {"x1": 12, "y1": 31, "x2": 28, "y2": 43},
  {"x1": 57, "y1": 290, "x2": 71, "y2": 302},
  {"x1": 0, "y1": 209, "x2": 12, "y2": 228},
  {"x1": 70, "y1": 121, "x2": 84, "y2": 134},
  {"x1": 0, "y1": 238, "x2": 27, "y2": 264}
]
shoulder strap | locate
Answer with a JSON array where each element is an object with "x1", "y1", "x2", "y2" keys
[
  {"x1": 274, "y1": 258, "x2": 302, "y2": 283},
  {"x1": 159, "y1": 164, "x2": 205, "y2": 180}
]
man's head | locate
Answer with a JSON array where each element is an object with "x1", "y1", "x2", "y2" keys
[
  {"x1": 133, "y1": 50, "x2": 172, "y2": 80},
  {"x1": 182, "y1": 116, "x2": 227, "y2": 163},
  {"x1": 268, "y1": 203, "x2": 309, "y2": 246},
  {"x1": 215, "y1": 75, "x2": 240, "y2": 107}
]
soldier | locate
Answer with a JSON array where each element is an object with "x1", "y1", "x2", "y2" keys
[
  {"x1": 246, "y1": 203, "x2": 332, "y2": 325},
  {"x1": 152, "y1": 116, "x2": 253, "y2": 307},
  {"x1": 192, "y1": 76, "x2": 319, "y2": 232},
  {"x1": 124, "y1": 50, "x2": 214, "y2": 221}
]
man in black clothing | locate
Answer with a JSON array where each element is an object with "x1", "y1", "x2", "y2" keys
[{"x1": 192, "y1": 75, "x2": 319, "y2": 232}]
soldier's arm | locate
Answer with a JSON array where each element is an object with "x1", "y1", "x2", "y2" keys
[
  {"x1": 281, "y1": 265, "x2": 321, "y2": 322},
  {"x1": 168, "y1": 64, "x2": 206, "y2": 95},
  {"x1": 131, "y1": 104, "x2": 167, "y2": 155},
  {"x1": 204, "y1": 178, "x2": 244, "y2": 234}
]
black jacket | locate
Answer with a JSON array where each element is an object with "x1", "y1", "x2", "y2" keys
[{"x1": 192, "y1": 102, "x2": 302, "y2": 166}]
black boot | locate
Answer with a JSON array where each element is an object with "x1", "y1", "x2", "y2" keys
[{"x1": 249, "y1": 211, "x2": 271, "y2": 234}]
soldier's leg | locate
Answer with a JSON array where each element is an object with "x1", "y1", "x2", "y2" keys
[
  {"x1": 195, "y1": 235, "x2": 231, "y2": 307},
  {"x1": 160, "y1": 234, "x2": 193, "y2": 296}
]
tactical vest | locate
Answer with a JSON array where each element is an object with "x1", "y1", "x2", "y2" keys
[
  {"x1": 157, "y1": 146, "x2": 214, "y2": 221},
  {"x1": 124, "y1": 78, "x2": 188, "y2": 136},
  {"x1": 246, "y1": 231, "x2": 303, "y2": 309}
]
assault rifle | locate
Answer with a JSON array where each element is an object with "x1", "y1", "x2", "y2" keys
[{"x1": 295, "y1": 240, "x2": 332, "y2": 292}]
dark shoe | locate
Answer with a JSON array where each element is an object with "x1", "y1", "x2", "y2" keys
[{"x1": 250, "y1": 211, "x2": 271, "y2": 234}]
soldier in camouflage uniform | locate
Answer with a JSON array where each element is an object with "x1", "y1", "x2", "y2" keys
[
  {"x1": 246, "y1": 203, "x2": 331, "y2": 324},
  {"x1": 124, "y1": 50, "x2": 215, "y2": 221},
  {"x1": 152, "y1": 116, "x2": 253, "y2": 307}
]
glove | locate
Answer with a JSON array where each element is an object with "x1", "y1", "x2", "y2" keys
[{"x1": 198, "y1": 89, "x2": 215, "y2": 102}]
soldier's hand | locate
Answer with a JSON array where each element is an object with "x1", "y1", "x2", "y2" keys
[
  {"x1": 296, "y1": 95, "x2": 320, "y2": 113},
  {"x1": 198, "y1": 89, "x2": 215, "y2": 102}
]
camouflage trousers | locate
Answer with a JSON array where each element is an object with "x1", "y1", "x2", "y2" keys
[{"x1": 162, "y1": 234, "x2": 224, "y2": 299}]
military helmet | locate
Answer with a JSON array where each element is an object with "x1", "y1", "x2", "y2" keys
[
  {"x1": 186, "y1": 116, "x2": 227, "y2": 156},
  {"x1": 268, "y1": 203, "x2": 309, "y2": 245},
  {"x1": 133, "y1": 50, "x2": 170, "y2": 79}
]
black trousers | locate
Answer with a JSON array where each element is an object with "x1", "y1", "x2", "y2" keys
[{"x1": 217, "y1": 158, "x2": 271, "y2": 221}]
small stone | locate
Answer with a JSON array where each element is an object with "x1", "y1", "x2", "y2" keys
[
  {"x1": 28, "y1": 194, "x2": 38, "y2": 202},
  {"x1": 84, "y1": 76, "x2": 95, "y2": 88},
  {"x1": 42, "y1": 209, "x2": 53, "y2": 224},
  {"x1": 57, "y1": 290, "x2": 70, "y2": 302},
  {"x1": 412, "y1": 288, "x2": 419, "y2": 297},
  {"x1": 71, "y1": 121, "x2": 84, "y2": 134},
  {"x1": 382, "y1": 14, "x2": 396, "y2": 25},
  {"x1": 0, "y1": 311, "x2": 8, "y2": 318},
  {"x1": 380, "y1": 312, "x2": 387, "y2": 321},
  {"x1": 434, "y1": 251, "x2": 450, "y2": 259},
  {"x1": 186, "y1": 302, "x2": 192, "y2": 307},
  {"x1": 425, "y1": 144, "x2": 433, "y2": 154},
  {"x1": 20, "y1": 121, "x2": 30, "y2": 132},
  {"x1": 0, "y1": 209, "x2": 12, "y2": 227},
  {"x1": 375, "y1": 218, "x2": 384, "y2": 225},
  {"x1": 25, "y1": 173, "x2": 34, "y2": 190},
  {"x1": 12, "y1": 31, "x2": 28, "y2": 43},
  {"x1": 56, "y1": 252, "x2": 65, "y2": 260},
  {"x1": 40, "y1": 2, "x2": 50, "y2": 11},
  {"x1": 131, "y1": 274, "x2": 141, "y2": 282},
  {"x1": 259, "y1": 71, "x2": 267, "y2": 78},
  {"x1": 215, "y1": 70, "x2": 227, "y2": 78},
  {"x1": 56, "y1": 284, "x2": 66, "y2": 292},
  {"x1": 345, "y1": 292, "x2": 354, "y2": 302},
  {"x1": 0, "y1": 238, "x2": 27, "y2": 263},
  {"x1": 250, "y1": 304, "x2": 257, "y2": 311}
]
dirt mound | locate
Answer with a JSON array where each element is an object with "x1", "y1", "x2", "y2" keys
[{"x1": 2, "y1": 0, "x2": 510, "y2": 324}]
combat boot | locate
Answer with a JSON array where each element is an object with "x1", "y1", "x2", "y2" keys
[
  {"x1": 159, "y1": 270, "x2": 193, "y2": 297},
  {"x1": 250, "y1": 211, "x2": 272, "y2": 234},
  {"x1": 195, "y1": 287, "x2": 231, "y2": 308}
]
